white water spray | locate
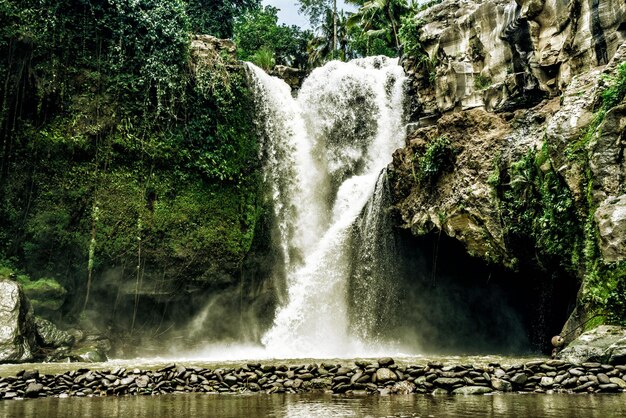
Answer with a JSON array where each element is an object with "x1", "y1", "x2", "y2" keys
[{"x1": 247, "y1": 57, "x2": 407, "y2": 358}]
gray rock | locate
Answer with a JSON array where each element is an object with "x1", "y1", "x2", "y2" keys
[
  {"x1": 390, "y1": 380, "x2": 416, "y2": 394},
  {"x1": 0, "y1": 279, "x2": 37, "y2": 362},
  {"x1": 431, "y1": 388, "x2": 449, "y2": 395},
  {"x1": 558, "y1": 326, "x2": 626, "y2": 365},
  {"x1": 136, "y1": 375, "x2": 150, "y2": 388},
  {"x1": 336, "y1": 367, "x2": 352, "y2": 376},
  {"x1": 375, "y1": 368, "x2": 398, "y2": 383},
  {"x1": 34, "y1": 317, "x2": 75, "y2": 348},
  {"x1": 540, "y1": 377, "x2": 554, "y2": 387},
  {"x1": 69, "y1": 346, "x2": 107, "y2": 362},
  {"x1": 599, "y1": 383, "x2": 620, "y2": 392},
  {"x1": 452, "y1": 386, "x2": 492, "y2": 395},
  {"x1": 511, "y1": 373, "x2": 528, "y2": 385},
  {"x1": 434, "y1": 377, "x2": 463, "y2": 387},
  {"x1": 609, "y1": 377, "x2": 626, "y2": 388},
  {"x1": 491, "y1": 378, "x2": 512, "y2": 392},
  {"x1": 25, "y1": 382, "x2": 43, "y2": 398},
  {"x1": 377, "y1": 357, "x2": 394, "y2": 367}
]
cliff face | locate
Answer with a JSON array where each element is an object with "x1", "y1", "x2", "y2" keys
[
  {"x1": 404, "y1": 0, "x2": 626, "y2": 115},
  {"x1": 393, "y1": 0, "x2": 626, "y2": 337}
]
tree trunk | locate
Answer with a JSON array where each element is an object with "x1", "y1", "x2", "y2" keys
[
  {"x1": 333, "y1": 0, "x2": 338, "y2": 55},
  {"x1": 386, "y1": 3, "x2": 400, "y2": 49}
]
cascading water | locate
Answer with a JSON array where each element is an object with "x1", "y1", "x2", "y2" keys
[{"x1": 247, "y1": 56, "x2": 408, "y2": 358}]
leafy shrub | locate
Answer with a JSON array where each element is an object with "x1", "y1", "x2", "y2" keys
[
  {"x1": 251, "y1": 47, "x2": 276, "y2": 71},
  {"x1": 497, "y1": 146, "x2": 581, "y2": 271},
  {"x1": 601, "y1": 62, "x2": 626, "y2": 109},
  {"x1": 474, "y1": 74, "x2": 491, "y2": 90},
  {"x1": 414, "y1": 135, "x2": 455, "y2": 185}
]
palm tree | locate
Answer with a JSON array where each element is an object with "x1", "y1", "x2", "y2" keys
[
  {"x1": 308, "y1": 9, "x2": 351, "y2": 65},
  {"x1": 346, "y1": 0, "x2": 408, "y2": 50}
]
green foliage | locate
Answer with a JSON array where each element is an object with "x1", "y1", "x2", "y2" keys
[
  {"x1": 411, "y1": 0, "x2": 443, "y2": 12},
  {"x1": 309, "y1": 9, "x2": 358, "y2": 64},
  {"x1": 413, "y1": 135, "x2": 455, "y2": 185},
  {"x1": 559, "y1": 61, "x2": 626, "y2": 323},
  {"x1": 0, "y1": 0, "x2": 265, "y2": 319},
  {"x1": 346, "y1": 0, "x2": 409, "y2": 53},
  {"x1": 17, "y1": 276, "x2": 68, "y2": 312},
  {"x1": 234, "y1": 6, "x2": 312, "y2": 69},
  {"x1": 474, "y1": 74, "x2": 492, "y2": 90},
  {"x1": 497, "y1": 146, "x2": 581, "y2": 271},
  {"x1": 298, "y1": 0, "x2": 334, "y2": 27},
  {"x1": 603, "y1": 262, "x2": 626, "y2": 324},
  {"x1": 398, "y1": 15, "x2": 436, "y2": 85},
  {"x1": 398, "y1": 15, "x2": 424, "y2": 58},
  {"x1": 251, "y1": 47, "x2": 277, "y2": 71},
  {"x1": 348, "y1": 24, "x2": 396, "y2": 58},
  {"x1": 567, "y1": 62, "x2": 626, "y2": 159},
  {"x1": 601, "y1": 62, "x2": 626, "y2": 109},
  {"x1": 186, "y1": 0, "x2": 260, "y2": 38}
]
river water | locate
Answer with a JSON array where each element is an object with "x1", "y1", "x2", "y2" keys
[{"x1": 1, "y1": 392, "x2": 624, "y2": 417}]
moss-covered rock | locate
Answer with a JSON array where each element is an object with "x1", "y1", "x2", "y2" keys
[{"x1": 16, "y1": 276, "x2": 67, "y2": 313}]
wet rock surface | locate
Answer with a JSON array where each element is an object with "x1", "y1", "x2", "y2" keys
[
  {"x1": 558, "y1": 326, "x2": 626, "y2": 365},
  {"x1": 2, "y1": 357, "x2": 626, "y2": 400},
  {"x1": 0, "y1": 280, "x2": 37, "y2": 362}
]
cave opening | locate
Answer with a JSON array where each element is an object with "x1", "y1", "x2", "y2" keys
[{"x1": 362, "y1": 228, "x2": 580, "y2": 355}]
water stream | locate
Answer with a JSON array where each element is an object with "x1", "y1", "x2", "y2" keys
[{"x1": 245, "y1": 57, "x2": 407, "y2": 358}]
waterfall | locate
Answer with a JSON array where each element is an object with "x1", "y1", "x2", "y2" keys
[
  {"x1": 247, "y1": 56, "x2": 407, "y2": 358},
  {"x1": 348, "y1": 168, "x2": 402, "y2": 343}
]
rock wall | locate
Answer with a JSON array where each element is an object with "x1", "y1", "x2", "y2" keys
[
  {"x1": 0, "y1": 280, "x2": 37, "y2": 362},
  {"x1": 394, "y1": 0, "x2": 626, "y2": 342},
  {"x1": 404, "y1": 0, "x2": 626, "y2": 118}
]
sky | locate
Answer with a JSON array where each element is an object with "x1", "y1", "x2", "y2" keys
[{"x1": 261, "y1": 0, "x2": 357, "y2": 29}]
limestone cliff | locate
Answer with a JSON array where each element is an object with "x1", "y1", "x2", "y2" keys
[{"x1": 393, "y1": 0, "x2": 626, "y2": 339}]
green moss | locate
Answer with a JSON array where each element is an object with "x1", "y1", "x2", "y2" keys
[
  {"x1": 567, "y1": 63, "x2": 626, "y2": 324},
  {"x1": 413, "y1": 135, "x2": 456, "y2": 185},
  {"x1": 474, "y1": 74, "x2": 491, "y2": 91},
  {"x1": 494, "y1": 145, "x2": 581, "y2": 272},
  {"x1": 17, "y1": 276, "x2": 67, "y2": 312}
]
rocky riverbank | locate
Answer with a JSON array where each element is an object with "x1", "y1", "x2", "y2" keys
[{"x1": 2, "y1": 357, "x2": 626, "y2": 400}]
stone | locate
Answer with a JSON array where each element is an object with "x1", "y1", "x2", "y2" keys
[
  {"x1": 434, "y1": 377, "x2": 464, "y2": 388},
  {"x1": 511, "y1": 373, "x2": 528, "y2": 385},
  {"x1": 17, "y1": 277, "x2": 67, "y2": 314},
  {"x1": 491, "y1": 378, "x2": 512, "y2": 392},
  {"x1": 431, "y1": 388, "x2": 449, "y2": 395},
  {"x1": 599, "y1": 383, "x2": 620, "y2": 392},
  {"x1": 0, "y1": 279, "x2": 37, "y2": 362},
  {"x1": 34, "y1": 317, "x2": 75, "y2": 348},
  {"x1": 540, "y1": 377, "x2": 554, "y2": 387},
  {"x1": 23, "y1": 370, "x2": 39, "y2": 380},
  {"x1": 375, "y1": 368, "x2": 398, "y2": 383},
  {"x1": 558, "y1": 326, "x2": 626, "y2": 365},
  {"x1": 574, "y1": 381, "x2": 597, "y2": 392},
  {"x1": 452, "y1": 386, "x2": 492, "y2": 395},
  {"x1": 609, "y1": 377, "x2": 626, "y2": 388},
  {"x1": 269, "y1": 66, "x2": 306, "y2": 91},
  {"x1": 377, "y1": 357, "x2": 394, "y2": 367},
  {"x1": 336, "y1": 367, "x2": 352, "y2": 376},
  {"x1": 69, "y1": 346, "x2": 107, "y2": 362},
  {"x1": 350, "y1": 371, "x2": 363, "y2": 384},
  {"x1": 390, "y1": 380, "x2": 416, "y2": 394},
  {"x1": 25, "y1": 382, "x2": 43, "y2": 398},
  {"x1": 136, "y1": 375, "x2": 150, "y2": 388}
]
